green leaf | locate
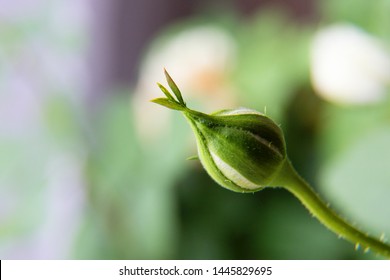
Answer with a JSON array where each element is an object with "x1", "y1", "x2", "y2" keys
[
  {"x1": 164, "y1": 68, "x2": 185, "y2": 105},
  {"x1": 157, "y1": 83, "x2": 175, "y2": 101},
  {"x1": 150, "y1": 98, "x2": 185, "y2": 111}
]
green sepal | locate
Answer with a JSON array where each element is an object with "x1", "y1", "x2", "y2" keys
[
  {"x1": 164, "y1": 69, "x2": 185, "y2": 106},
  {"x1": 150, "y1": 98, "x2": 185, "y2": 111},
  {"x1": 157, "y1": 83, "x2": 175, "y2": 101}
]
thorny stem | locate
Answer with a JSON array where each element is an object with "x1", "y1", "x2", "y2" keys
[{"x1": 273, "y1": 159, "x2": 390, "y2": 259}]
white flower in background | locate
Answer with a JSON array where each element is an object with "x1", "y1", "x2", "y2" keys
[
  {"x1": 133, "y1": 25, "x2": 237, "y2": 143},
  {"x1": 310, "y1": 24, "x2": 390, "y2": 105}
]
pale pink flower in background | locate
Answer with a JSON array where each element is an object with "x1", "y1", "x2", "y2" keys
[{"x1": 132, "y1": 25, "x2": 237, "y2": 144}]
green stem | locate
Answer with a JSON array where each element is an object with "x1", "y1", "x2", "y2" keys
[{"x1": 273, "y1": 159, "x2": 390, "y2": 259}]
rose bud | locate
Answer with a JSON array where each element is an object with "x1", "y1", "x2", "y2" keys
[
  {"x1": 152, "y1": 69, "x2": 287, "y2": 192},
  {"x1": 151, "y1": 69, "x2": 390, "y2": 258}
]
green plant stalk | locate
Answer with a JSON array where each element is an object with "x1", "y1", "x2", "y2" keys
[{"x1": 273, "y1": 159, "x2": 390, "y2": 258}]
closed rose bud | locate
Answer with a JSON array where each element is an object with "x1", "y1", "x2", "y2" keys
[
  {"x1": 151, "y1": 69, "x2": 390, "y2": 258},
  {"x1": 152, "y1": 69, "x2": 287, "y2": 192},
  {"x1": 183, "y1": 108, "x2": 286, "y2": 192}
]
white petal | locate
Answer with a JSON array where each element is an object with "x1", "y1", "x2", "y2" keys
[
  {"x1": 210, "y1": 151, "x2": 259, "y2": 190},
  {"x1": 310, "y1": 24, "x2": 390, "y2": 105},
  {"x1": 215, "y1": 107, "x2": 264, "y2": 116}
]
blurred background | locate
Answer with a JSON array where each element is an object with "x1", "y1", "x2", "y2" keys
[{"x1": 1, "y1": 0, "x2": 390, "y2": 259}]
